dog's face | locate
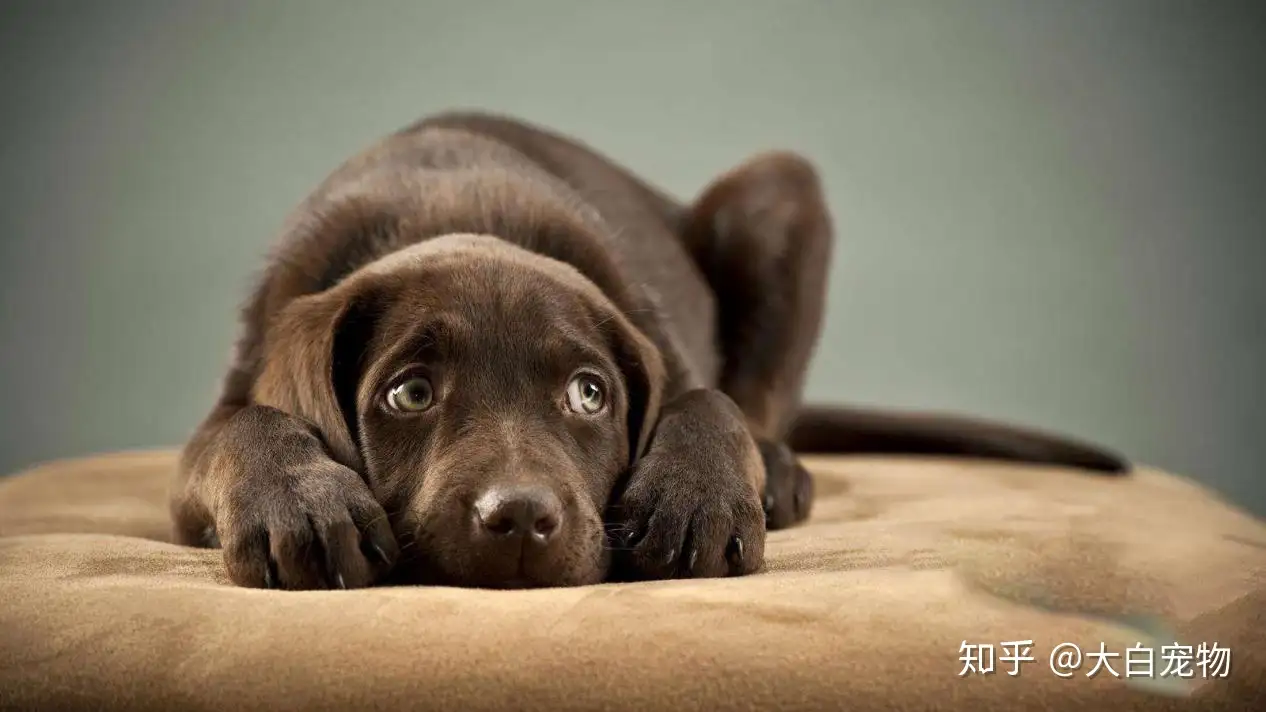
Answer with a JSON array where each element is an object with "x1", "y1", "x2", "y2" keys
[{"x1": 255, "y1": 234, "x2": 663, "y2": 588}]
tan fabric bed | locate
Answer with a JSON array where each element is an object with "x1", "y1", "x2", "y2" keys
[{"x1": 0, "y1": 451, "x2": 1262, "y2": 711}]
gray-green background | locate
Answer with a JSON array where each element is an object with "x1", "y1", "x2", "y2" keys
[{"x1": 3, "y1": 1, "x2": 1263, "y2": 515}]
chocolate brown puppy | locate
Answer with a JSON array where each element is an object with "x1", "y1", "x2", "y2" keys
[{"x1": 170, "y1": 111, "x2": 1129, "y2": 590}]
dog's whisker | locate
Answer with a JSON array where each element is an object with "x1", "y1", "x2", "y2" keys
[{"x1": 592, "y1": 307, "x2": 656, "y2": 330}]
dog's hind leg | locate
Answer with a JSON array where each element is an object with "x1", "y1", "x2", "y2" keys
[{"x1": 680, "y1": 151, "x2": 834, "y2": 529}]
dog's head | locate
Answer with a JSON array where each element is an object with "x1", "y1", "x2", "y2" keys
[{"x1": 253, "y1": 232, "x2": 664, "y2": 588}]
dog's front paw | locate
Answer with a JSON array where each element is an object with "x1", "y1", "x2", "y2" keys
[
  {"x1": 758, "y1": 440, "x2": 814, "y2": 529},
  {"x1": 608, "y1": 389, "x2": 766, "y2": 581},
  {"x1": 217, "y1": 461, "x2": 399, "y2": 590}
]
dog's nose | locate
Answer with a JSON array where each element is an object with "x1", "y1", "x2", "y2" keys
[{"x1": 473, "y1": 484, "x2": 564, "y2": 544}]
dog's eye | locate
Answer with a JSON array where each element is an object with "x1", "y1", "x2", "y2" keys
[
  {"x1": 386, "y1": 377, "x2": 434, "y2": 413},
  {"x1": 565, "y1": 374, "x2": 606, "y2": 415}
]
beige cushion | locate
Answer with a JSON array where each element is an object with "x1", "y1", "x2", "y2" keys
[{"x1": 0, "y1": 450, "x2": 1262, "y2": 710}]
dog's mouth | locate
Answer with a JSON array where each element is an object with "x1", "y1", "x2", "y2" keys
[{"x1": 386, "y1": 516, "x2": 609, "y2": 590}]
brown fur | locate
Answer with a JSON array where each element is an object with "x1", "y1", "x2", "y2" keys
[{"x1": 171, "y1": 111, "x2": 1129, "y2": 590}]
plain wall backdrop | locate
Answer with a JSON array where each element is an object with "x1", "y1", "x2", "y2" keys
[{"x1": 2, "y1": 1, "x2": 1263, "y2": 515}]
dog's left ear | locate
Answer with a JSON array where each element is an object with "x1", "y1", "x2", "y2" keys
[
  {"x1": 252, "y1": 281, "x2": 378, "y2": 473},
  {"x1": 601, "y1": 310, "x2": 666, "y2": 467}
]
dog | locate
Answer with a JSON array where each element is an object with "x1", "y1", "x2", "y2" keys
[{"x1": 170, "y1": 111, "x2": 1129, "y2": 590}]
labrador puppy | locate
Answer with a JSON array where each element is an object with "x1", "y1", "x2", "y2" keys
[{"x1": 170, "y1": 111, "x2": 1129, "y2": 590}]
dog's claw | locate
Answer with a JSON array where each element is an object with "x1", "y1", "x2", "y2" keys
[
  {"x1": 335, "y1": 573, "x2": 346, "y2": 590},
  {"x1": 664, "y1": 548, "x2": 676, "y2": 566},
  {"x1": 687, "y1": 548, "x2": 698, "y2": 573},
  {"x1": 263, "y1": 565, "x2": 277, "y2": 590}
]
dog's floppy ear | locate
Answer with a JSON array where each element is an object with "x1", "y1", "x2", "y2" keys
[
  {"x1": 602, "y1": 310, "x2": 665, "y2": 466},
  {"x1": 252, "y1": 283, "x2": 377, "y2": 472}
]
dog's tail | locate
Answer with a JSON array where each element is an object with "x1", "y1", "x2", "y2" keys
[{"x1": 785, "y1": 404, "x2": 1130, "y2": 474}]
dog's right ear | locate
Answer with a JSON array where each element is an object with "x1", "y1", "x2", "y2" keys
[{"x1": 252, "y1": 282, "x2": 378, "y2": 472}]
